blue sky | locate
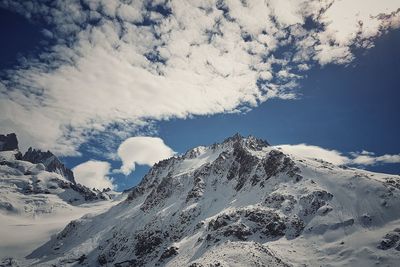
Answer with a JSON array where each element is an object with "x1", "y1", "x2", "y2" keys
[{"x1": 0, "y1": 1, "x2": 399, "y2": 191}]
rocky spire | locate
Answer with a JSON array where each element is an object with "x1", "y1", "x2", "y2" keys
[
  {"x1": 0, "y1": 133, "x2": 19, "y2": 151},
  {"x1": 222, "y1": 133, "x2": 270, "y2": 150},
  {"x1": 22, "y1": 147, "x2": 76, "y2": 184}
]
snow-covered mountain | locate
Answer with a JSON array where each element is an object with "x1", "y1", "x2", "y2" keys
[
  {"x1": 13, "y1": 134, "x2": 400, "y2": 267},
  {"x1": 0, "y1": 134, "x2": 122, "y2": 260},
  {"x1": 22, "y1": 147, "x2": 76, "y2": 184}
]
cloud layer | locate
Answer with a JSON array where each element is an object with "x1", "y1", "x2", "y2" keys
[
  {"x1": 72, "y1": 160, "x2": 114, "y2": 190},
  {"x1": 277, "y1": 144, "x2": 400, "y2": 166},
  {"x1": 117, "y1": 136, "x2": 175, "y2": 175},
  {"x1": 277, "y1": 144, "x2": 350, "y2": 165},
  {"x1": 0, "y1": 0, "x2": 399, "y2": 155}
]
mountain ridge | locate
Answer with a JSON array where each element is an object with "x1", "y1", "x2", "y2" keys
[
  {"x1": 0, "y1": 134, "x2": 122, "y2": 260},
  {"x1": 17, "y1": 134, "x2": 400, "y2": 267},
  {"x1": 22, "y1": 147, "x2": 76, "y2": 184}
]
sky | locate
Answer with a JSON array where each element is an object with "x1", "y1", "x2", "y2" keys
[{"x1": 0, "y1": 0, "x2": 399, "y2": 191}]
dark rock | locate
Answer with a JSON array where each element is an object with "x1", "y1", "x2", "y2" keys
[
  {"x1": 134, "y1": 230, "x2": 163, "y2": 256},
  {"x1": 222, "y1": 223, "x2": 252, "y2": 240},
  {"x1": 208, "y1": 208, "x2": 288, "y2": 243},
  {"x1": 265, "y1": 193, "x2": 296, "y2": 210},
  {"x1": 69, "y1": 183, "x2": 98, "y2": 201},
  {"x1": 57, "y1": 220, "x2": 79, "y2": 240},
  {"x1": 330, "y1": 218, "x2": 354, "y2": 230},
  {"x1": 160, "y1": 246, "x2": 178, "y2": 260},
  {"x1": 230, "y1": 141, "x2": 259, "y2": 191},
  {"x1": 78, "y1": 254, "x2": 87, "y2": 264},
  {"x1": 114, "y1": 259, "x2": 139, "y2": 267},
  {"x1": 384, "y1": 177, "x2": 400, "y2": 190},
  {"x1": 222, "y1": 133, "x2": 269, "y2": 150},
  {"x1": 22, "y1": 147, "x2": 75, "y2": 183},
  {"x1": 97, "y1": 254, "x2": 108, "y2": 265},
  {"x1": 140, "y1": 173, "x2": 178, "y2": 211},
  {"x1": 209, "y1": 214, "x2": 232, "y2": 230},
  {"x1": 360, "y1": 214, "x2": 373, "y2": 226},
  {"x1": 186, "y1": 175, "x2": 205, "y2": 202},
  {"x1": 285, "y1": 215, "x2": 305, "y2": 239},
  {"x1": 243, "y1": 209, "x2": 286, "y2": 237},
  {"x1": 0, "y1": 133, "x2": 19, "y2": 151},
  {"x1": 378, "y1": 231, "x2": 400, "y2": 250},
  {"x1": 0, "y1": 257, "x2": 20, "y2": 267},
  {"x1": 0, "y1": 201, "x2": 15, "y2": 212},
  {"x1": 299, "y1": 190, "x2": 333, "y2": 217}
]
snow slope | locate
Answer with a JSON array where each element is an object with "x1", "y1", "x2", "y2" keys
[
  {"x1": 4, "y1": 135, "x2": 400, "y2": 266},
  {"x1": 0, "y1": 150, "x2": 123, "y2": 260}
]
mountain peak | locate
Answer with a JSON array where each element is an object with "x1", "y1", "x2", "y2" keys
[
  {"x1": 17, "y1": 134, "x2": 400, "y2": 267},
  {"x1": 22, "y1": 147, "x2": 76, "y2": 184},
  {"x1": 222, "y1": 133, "x2": 270, "y2": 151},
  {"x1": 182, "y1": 134, "x2": 269, "y2": 160},
  {"x1": 0, "y1": 133, "x2": 19, "y2": 151}
]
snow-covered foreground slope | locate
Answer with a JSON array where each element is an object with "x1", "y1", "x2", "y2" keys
[
  {"x1": 6, "y1": 135, "x2": 400, "y2": 266},
  {"x1": 0, "y1": 150, "x2": 123, "y2": 260}
]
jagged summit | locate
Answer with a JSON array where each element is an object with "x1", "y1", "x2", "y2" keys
[
  {"x1": 0, "y1": 137, "x2": 122, "y2": 260},
  {"x1": 22, "y1": 147, "x2": 76, "y2": 184},
  {"x1": 183, "y1": 133, "x2": 269, "y2": 160},
  {"x1": 224, "y1": 133, "x2": 270, "y2": 150},
  {"x1": 4, "y1": 134, "x2": 400, "y2": 267},
  {"x1": 0, "y1": 133, "x2": 19, "y2": 151},
  {"x1": 130, "y1": 133, "x2": 274, "y2": 201},
  {"x1": 0, "y1": 133, "x2": 76, "y2": 184},
  {"x1": 23, "y1": 134, "x2": 400, "y2": 266},
  {"x1": 0, "y1": 134, "x2": 117, "y2": 206},
  {"x1": 222, "y1": 133, "x2": 269, "y2": 147}
]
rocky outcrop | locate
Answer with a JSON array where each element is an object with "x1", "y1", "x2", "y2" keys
[
  {"x1": 0, "y1": 133, "x2": 76, "y2": 183},
  {"x1": 23, "y1": 134, "x2": 400, "y2": 267},
  {"x1": 0, "y1": 133, "x2": 19, "y2": 151},
  {"x1": 378, "y1": 228, "x2": 400, "y2": 250},
  {"x1": 22, "y1": 147, "x2": 76, "y2": 183}
]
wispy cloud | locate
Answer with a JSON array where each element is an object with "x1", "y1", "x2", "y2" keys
[
  {"x1": 0, "y1": 0, "x2": 399, "y2": 155},
  {"x1": 277, "y1": 144, "x2": 400, "y2": 166},
  {"x1": 350, "y1": 151, "x2": 400, "y2": 166},
  {"x1": 276, "y1": 144, "x2": 350, "y2": 165}
]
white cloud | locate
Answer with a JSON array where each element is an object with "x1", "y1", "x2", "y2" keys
[
  {"x1": 351, "y1": 151, "x2": 400, "y2": 166},
  {"x1": 72, "y1": 160, "x2": 114, "y2": 190},
  {"x1": 117, "y1": 136, "x2": 175, "y2": 175},
  {"x1": 276, "y1": 144, "x2": 350, "y2": 165},
  {"x1": 0, "y1": 0, "x2": 399, "y2": 155},
  {"x1": 277, "y1": 144, "x2": 400, "y2": 167}
]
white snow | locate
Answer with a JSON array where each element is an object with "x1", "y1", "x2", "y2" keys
[
  {"x1": 0, "y1": 151, "x2": 123, "y2": 260},
  {"x1": 1, "y1": 138, "x2": 400, "y2": 266}
]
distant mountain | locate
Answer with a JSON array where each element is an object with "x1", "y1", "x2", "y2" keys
[
  {"x1": 0, "y1": 134, "x2": 122, "y2": 260},
  {"x1": 22, "y1": 147, "x2": 76, "y2": 184},
  {"x1": 20, "y1": 134, "x2": 400, "y2": 267},
  {"x1": 0, "y1": 133, "x2": 19, "y2": 152},
  {"x1": 0, "y1": 133, "x2": 76, "y2": 183}
]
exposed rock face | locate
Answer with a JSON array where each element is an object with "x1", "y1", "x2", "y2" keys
[
  {"x1": 378, "y1": 228, "x2": 400, "y2": 250},
  {"x1": 0, "y1": 133, "x2": 19, "y2": 151},
  {"x1": 19, "y1": 134, "x2": 400, "y2": 267},
  {"x1": 22, "y1": 147, "x2": 76, "y2": 183}
]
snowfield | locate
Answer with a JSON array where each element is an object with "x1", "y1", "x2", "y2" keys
[
  {"x1": 0, "y1": 150, "x2": 123, "y2": 260},
  {"x1": 1, "y1": 134, "x2": 400, "y2": 266}
]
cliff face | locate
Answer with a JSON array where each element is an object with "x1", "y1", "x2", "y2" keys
[
  {"x1": 0, "y1": 133, "x2": 75, "y2": 183},
  {"x1": 22, "y1": 147, "x2": 76, "y2": 184},
  {"x1": 0, "y1": 133, "x2": 19, "y2": 151}
]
